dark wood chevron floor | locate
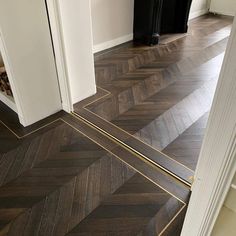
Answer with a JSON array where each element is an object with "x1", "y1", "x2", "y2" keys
[
  {"x1": 0, "y1": 103, "x2": 189, "y2": 235},
  {"x1": 74, "y1": 14, "x2": 233, "y2": 184},
  {"x1": 0, "y1": 14, "x2": 233, "y2": 236}
]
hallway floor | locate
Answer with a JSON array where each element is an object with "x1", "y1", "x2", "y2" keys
[
  {"x1": 0, "y1": 14, "x2": 233, "y2": 236},
  {"x1": 74, "y1": 14, "x2": 232, "y2": 185},
  {"x1": 0, "y1": 103, "x2": 189, "y2": 236}
]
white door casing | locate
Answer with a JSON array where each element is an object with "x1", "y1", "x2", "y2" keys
[
  {"x1": 46, "y1": 0, "x2": 97, "y2": 111},
  {"x1": 181, "y1": 16, "x2": 236, "y2": 236}
]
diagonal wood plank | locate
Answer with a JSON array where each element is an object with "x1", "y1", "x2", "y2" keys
[
  {"x1": 74, "y1": 15, "x2": 232, "y2": 182},
  {"x1": 66, "y1": 174, "x2": 185, "y2": 236}
]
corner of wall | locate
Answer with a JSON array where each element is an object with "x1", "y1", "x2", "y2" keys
[
  {"x1": 93, "y1": 34, "x2": 133, "y2": 53},
  {"x1": 189, "y1": 8, "x2": 209, "y2": 20}
]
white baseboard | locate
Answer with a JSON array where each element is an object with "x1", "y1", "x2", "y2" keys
[
  {"x1": 189, "y1": 8, "x2": 209, "y2": 20},
  {"x1": 93, "y1": 34, "x2": 133, "y2": 53},
  {"x1": 93, "y1": 9, "x2": 208, "y2": 53}
]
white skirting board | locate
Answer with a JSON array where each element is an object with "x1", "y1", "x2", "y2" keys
[
  {"x1": 93, "y1": 34, "x2": 133, "y2": 53},
  {"x1": 93, "y1": 9, "x2": 209, "y2": 53},
  {"x1": 189, "y1": 8, "x2": 209, "y2": 20}
]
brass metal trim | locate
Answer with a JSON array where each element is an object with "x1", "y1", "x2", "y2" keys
[
  {"x1": 70, "y1": 112, "x2": 192, "y2": 187},
  {"x1": 61, "y1": 118, "x2": 188, "y2": 204},
  {"x1": 77, "y1": 85, "x2": 195, "y2": 174}
]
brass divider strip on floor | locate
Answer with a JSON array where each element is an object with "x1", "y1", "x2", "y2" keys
[
  {"x1": 82, "y1": 86, "x2": 195, "y2": 174},
  {"x1": 61, "y1": 118, "x2": 188, "y2": 236},
  {"x1": 0, "y1": 118, "x2": 61, "y2": 139},
  {"x1": 0, "y1": 115, "x2": 188, "y2": 235},
  {"x1": 159, "y1": 204, "x2": 187, "y2": 236},
  {"x1": 71, "y1": 112, "x2": 192, "y2": 188},
  {"x1": 61, "y1": 117, "x2": 188, "y2": 203}
]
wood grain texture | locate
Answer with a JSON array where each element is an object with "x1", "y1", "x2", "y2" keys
[
  {"x1": 74, "y1": 15, "x2": 233, "y2": 183},
  {"x1": 0, "y1": 113, "x2": 189, "y2": 236},
  {"x1": 163, "y1": 112, "x2": 209, "y2": 170},
  {"x1": 1, "y1": 14, "x2": 232, "y2": 236},
  {"x1": 0, "y1": 100, "x2": 66, "y2": 138},
  {"x1": 66, "y1": 174, "x2": 184, "y2": 236}
]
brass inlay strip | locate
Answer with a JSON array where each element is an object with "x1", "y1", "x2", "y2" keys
[
  {"x1": 61, "y1": 118, "x2": 188, "y2": 204},
  {"x1": 71, "y1": 112, "x2": 192, "y2": 187},
  {"x1": 61, "y1": 118, "x2": 188, "y2": 236},
  {"x1": 0, "y1": 100, "x2": 193, "y2": 187},
  {"x1": 0, "y1": 110, "x2": 189, "y2": 236},
  {"x1": 159, "y1": 204, "x2": 186, "y2": 236},
  {"x1": 0, "y1": 118, "x2": 61, "y2": 139},
  {"x1": 80, "y1": 86, "x2": 195, "y2": 174}
]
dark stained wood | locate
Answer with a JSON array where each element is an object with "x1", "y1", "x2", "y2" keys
[
  {"x1": 163, "y1": 112, "x2": 209, "y2": 170},
  {"x1": 74, "y1": 15, "x2": 233, "y2": 184},
  {"x1": 66, "y1": 174, "x2": 185, "y2": 236},
  {"x1": 0, "y1": 115, "x2": 189, "y2": 236},
  {"x1": 62, "y1": 113, "x2": 191, "y2": 203},
  {"x1": 1, "y1": 14, "x2": 233, "y2": 236},
  {"x1": 74, "y1": 109, "x2": 194, "y2": 185},
  {"x1": 0, "y1": 100, "x2": 66, "y2": 138},
  {"x1": 0, "y1": 106, "x2": 189, "y2": 236},
  {"x1": 161, "y1": 204, "x2": 188, "y2": 236},
  {"x1": 0, "y1": 122, "x2": 21, "y2": 154}
]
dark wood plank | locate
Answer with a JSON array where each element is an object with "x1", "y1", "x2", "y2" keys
[
  {"x1": 0, "y1": 100, "x2": 66, "y2": 138},
  {"x1": 66, "y1": 174, "x2": 185, "y2": 236},
  {"x1": 74, "y1": 15, "x2": 232, "y2": 184},
  {"x1": 1, "y1": 14, "x2": 232, "y2": 236}
]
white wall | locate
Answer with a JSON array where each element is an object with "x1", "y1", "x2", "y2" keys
[
  {"x1": 190, "y1": 0, "x2": 209, "y2": 19},
  {"x1": 57, "y1": 0, "x2": 96, "y2": 105},
  {"x1": 91, "y1": 0, "x2": 134, "y2": 53},
  {"x1": 210, "y1": 0, "x2": 236, "y2": 16},
  {"x1": 0, "y1": 0, "x2": 62, "y2": 126},
  {"x1": 91, "y1": 0, "x2": 209, "y2": 52}
]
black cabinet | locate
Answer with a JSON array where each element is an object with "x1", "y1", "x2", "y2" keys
[
  {"x1": 133, "y1": 0, "x2": 163, "y2": 45},
  {"x1": 133, "y1": 0, "x2": 192, "y2": 45}
]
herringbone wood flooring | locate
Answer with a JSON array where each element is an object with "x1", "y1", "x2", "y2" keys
[
  {"x1": 0, "y1": 116, "x2": 188, "y2": 236},
  {"x1": 0, "y1": 14, "x2": 233, "y2": 236},
  {"x1": 74, "y1": 14, "x2": 233, "y2": 183}
]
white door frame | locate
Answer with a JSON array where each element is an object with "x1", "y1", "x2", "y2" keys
[
  {"x1": 181, "y1": 16, "x2": 236, "y2": 236},
  {"x1": 45, "y1": 0, "x2": 97, "y2": 111},
  {"x1": 45, "y1": 0, "x2": 73, "y2": 113}
]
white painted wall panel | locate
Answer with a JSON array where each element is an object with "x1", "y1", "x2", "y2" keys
[
  {"x1": 0, "y1": 0, "x2": 62, "y2": 126},
  {"x1": 210, "y1": 0, "x2": 236, "y2": 16}
]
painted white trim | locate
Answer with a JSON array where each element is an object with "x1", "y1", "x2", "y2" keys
[
  {"x1": 46, "y1": 0, "x2": 73, "y2": 113},
  {"x1": 189, "y1": 8, "x2": 209, "y2": 20},
  {"x1": 93, "y1": 34, "x2": 133, "y2": 53},
  {"x1": 181, "y1": 17, "x2": 236, "y2": 236},
  {"x1": 231, "y1": 184, "x2": 236, "y2": 190}
]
